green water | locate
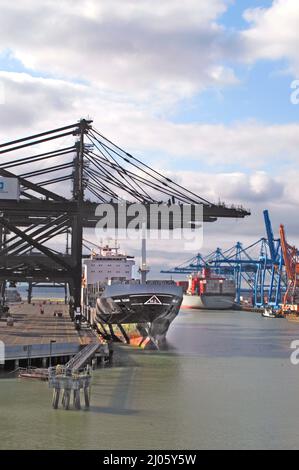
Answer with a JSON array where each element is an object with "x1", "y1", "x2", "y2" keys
[{"x1": 1, "y1": 310, "x2": 299, "y2": 450}]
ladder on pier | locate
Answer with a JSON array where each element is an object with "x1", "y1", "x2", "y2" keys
[{"x1": 65, "y1": 342, "x2": 100, "y2": 371}]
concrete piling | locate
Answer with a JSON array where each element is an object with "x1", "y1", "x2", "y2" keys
[
  {"x1": 91, "y1": 357, "x2": 97, "y2": 370},
  {"x1": 48, "y1": 366, "x2": 91, "y2": 410}
]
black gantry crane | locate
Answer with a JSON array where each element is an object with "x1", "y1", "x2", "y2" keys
[{"x1": 0, "y1": 119, "x2": 250, "y2": 316}]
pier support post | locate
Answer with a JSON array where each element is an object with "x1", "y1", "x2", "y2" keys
[
  {"x1": 73, "y1": 390, "x2": 81, "y2": 410},
  {"x1": 92, "y1": 357, "x2": 97, "y2": 370},
  {"x1": 101, "y1": 356, "x2": 106, "y2": 367},
  {"x1": 14, "y1": 359, "x2": 19, "y2": 370},
  {"x1": 84, "y1": 387, "x2": 90, "y2": 408},
  {"x1": 42, "y1": 357, "x2": 47, "y2": 368},
  {"x1": 27, "y1": 281, "x2": 32, "y2": 304},
  {"x1": 64, "y1": 283, "x2": 68, "y2": 305},
  {"x1": 0, "y1": 280, "x2": 6, "y2": 306},
  {"x1": 52, "y1": 389, "x2": 60, "y2": 409},
  {"x1": 62, "y1": 389, "x2": 71, "y2": 410}
]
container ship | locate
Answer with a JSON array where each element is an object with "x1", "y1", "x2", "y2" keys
[
  {"x1": 83, "y1": 240, "x2": 183, "y2": 348},
  {"x1": 95, "y1": 280, "x2": 182, "y2": 348},
  {"x1": 179, "y1": 268, "x2": 235, "y2": 310}
]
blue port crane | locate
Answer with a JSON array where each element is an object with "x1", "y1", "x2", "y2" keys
[
  {"x1": 161, "y1": 253, "x2": 208, "y2": 275},
  {"x1": 256, "y1": 210, "x2": 284, "y2": 309},
  {"x1": 161, "y1": 210, "x2": 286, "y2": 309},
  {"x1": 205, "y1": 238, "x2": 270, "y2": 305},
  {"x1": 161, "y1": 240, "x2": 264, "y2": 304}
]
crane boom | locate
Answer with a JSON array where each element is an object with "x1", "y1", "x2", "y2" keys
[
  {"x1": 263, "y1": 210, "x2": 276, "y2": 262},
  {"x1": 279, "y1": 224, "x2": 293, "y2": 279}
]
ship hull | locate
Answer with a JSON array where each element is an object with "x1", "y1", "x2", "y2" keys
[
  {"x1": 182, "y1": 294, "x2": 234, "y2": 310},
  {"x1": 95, "y1": 282, "x2": 183, "y2": 348}
]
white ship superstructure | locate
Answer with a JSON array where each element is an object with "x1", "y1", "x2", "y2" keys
[{"x1": 83, "y1": 244, "x2": 135, "y2": 285}]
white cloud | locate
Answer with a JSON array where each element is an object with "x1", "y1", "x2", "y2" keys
[
  {"x1": 1, "y1": 70, "x2": 298, "y2": 274},
  {"x1": 172, "y1": 170, "x2": 284, "y2": 205},
  {"x1": 0, "y1": 0, "x2": 238, "y2": 105},
  {"x1": 242, "y1": 0, "x2": 299, "y2": 74},
  {"x1": 1, "y1": 0, "x2": 299, "y2": 271},
  {"x1": 127, "y1": 120, "x2": 299, "y2": 169},
  {"x1": 1, "y1": 71, "x2": 299, "y2": 173},
  {"x1": 0, "y1": 71, "x2": 296, "y2": 241}
]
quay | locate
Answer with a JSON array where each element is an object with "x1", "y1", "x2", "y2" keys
[{"x1": 0, "y1": 302, "x2": 107, "y2": 369}]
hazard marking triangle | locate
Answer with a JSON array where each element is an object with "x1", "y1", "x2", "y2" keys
[{"x1": 144, "y1": 295, "x2": 162, "y2": 305}]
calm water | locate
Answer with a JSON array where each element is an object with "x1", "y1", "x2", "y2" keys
[
  {"x1": 17, "y1": 285, "x2": 66, "y2": 300},
  {"x1": 1, "y1": 309, "x2": 299, "y2": 450}
]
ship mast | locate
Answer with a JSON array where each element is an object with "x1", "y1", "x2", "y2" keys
[{"x1": 139, "y1": 225, "x2": 150, "y2": 284}]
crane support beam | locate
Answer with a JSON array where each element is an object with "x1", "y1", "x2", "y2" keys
[
  {"x1": 0, "y1": 200, "x2": 248, "y2": 227},
  {"x1": 0, "y1": 216, "x2": 72, "y2": 271}
]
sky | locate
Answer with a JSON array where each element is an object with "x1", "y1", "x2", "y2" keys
[{"x1": 0, "y1": 0, "x2": 299, "y2": 276}]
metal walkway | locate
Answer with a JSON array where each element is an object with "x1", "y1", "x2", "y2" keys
[{"x1": 65, "y1": 342, "x2": 101, "y2": 371}]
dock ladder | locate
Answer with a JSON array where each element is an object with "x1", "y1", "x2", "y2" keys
[{"x1": 65, "y1": 342, "x2": 101, "y2": 371}]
